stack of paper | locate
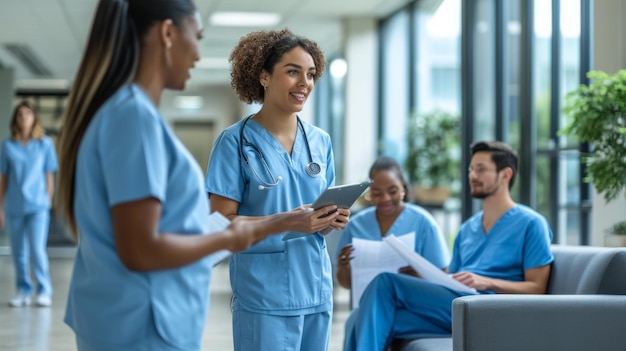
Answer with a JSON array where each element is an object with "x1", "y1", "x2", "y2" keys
[
  {"x1": 207, "y1": 211, "x2": 232, "y2": 266},
  {"x1": 350, "y1": 233, "x2": 415, "y2": 308},
  {"x1": 350, "y1": 233, "x2": 476, "y2": 308},
  {"x1": 383, "y1": 234, "x2": 477, "y2": 295}
]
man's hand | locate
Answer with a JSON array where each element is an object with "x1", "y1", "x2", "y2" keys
[{"x1": 452, "y1": 271, "x2": 493, "y2": 291}]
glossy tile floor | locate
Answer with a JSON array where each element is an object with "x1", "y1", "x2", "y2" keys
[{"x1": 0, "y1": 252, "x2": 351, "y2": 351}]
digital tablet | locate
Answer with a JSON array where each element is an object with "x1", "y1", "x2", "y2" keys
[
  {"x1": 311, "y1": 180, "x2": 372, "y2": 213},
  {"x1": 282, "y1": 180, "x2": 371, "y2": 240}
]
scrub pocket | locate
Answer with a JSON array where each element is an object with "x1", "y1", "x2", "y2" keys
[{"x1": 232, "y1": 251, "x2": 290, "y2": 310}]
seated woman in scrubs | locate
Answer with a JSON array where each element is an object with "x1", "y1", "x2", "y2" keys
[
  {"x1": 0, "y1": 101, "x2": 57, "y2": 308},
  {"x1": 336, "y1": 157, "x2": 450, "y2": 350},
  {"x1": 205, "y1": 29, "x2": 350, "y2": 351},
  {"x1": 55, "y1": 2, "x2": 323, "y2": 351},
  {"x1": 336, "y1": 156, "x2": 450, "y2": 288}
]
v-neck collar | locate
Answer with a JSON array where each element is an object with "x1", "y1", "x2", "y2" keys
[
  {"x1": 246, "y1": 118, "x2": 305, "y2": 162},
  {"x1": 480, "y1": 205, "x2": 518, "y2": 235}
]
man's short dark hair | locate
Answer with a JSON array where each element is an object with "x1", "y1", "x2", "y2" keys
[{"x1": 470, "y1": 141, "x2": 519, "y2": 189}]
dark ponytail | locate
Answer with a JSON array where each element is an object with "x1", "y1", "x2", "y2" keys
[{"x1": 56, "y1": 0, "x2": 196, "y2": 238}]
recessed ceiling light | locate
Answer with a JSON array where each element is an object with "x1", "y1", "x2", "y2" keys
[{"x1": 208, "y1": 11, "x2": 281, "y2": 27}]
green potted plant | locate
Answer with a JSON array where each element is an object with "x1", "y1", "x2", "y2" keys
[
  {"x1": 604, "y1": 220, "x2": 626, "y2": 247},
  {"x1": 561, "y1": 70, "x2": 626, "y2": 202},
  {"x1": 561, "y1": 69, "x2": 626, "y2": 245},
  {"x1": 405, "y1": 110, "x2": 461, "y2": 205}
]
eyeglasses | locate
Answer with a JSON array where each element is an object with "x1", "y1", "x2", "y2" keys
[{"x1": 468, "y1": 166, "x2": 497, "y2": 175}]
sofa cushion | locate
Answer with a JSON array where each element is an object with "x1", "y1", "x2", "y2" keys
[{"x1": 548, "y1": 245, "x2": 626, "y2": 294}]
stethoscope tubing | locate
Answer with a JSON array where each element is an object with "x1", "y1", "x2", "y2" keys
[{"x1": 239, "y1": 115, "x2": 321, "y2": 189}]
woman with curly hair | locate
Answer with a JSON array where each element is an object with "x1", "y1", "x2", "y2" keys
[
  {"x1": 205, "y1": 28, "x2": 350, "y2": 350},
  {"x1": 0, "y1": 100, "x2": 57, "y2": 308}
]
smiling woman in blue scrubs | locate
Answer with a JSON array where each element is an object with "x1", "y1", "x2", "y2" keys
[
  {"x1": 54, "y1": 2, "x2": 321, "y2": 351},
  {"x1": 205, "y1": 29, "x2": 350, "y2": 351},
  {"x1": 0, "y1": 101, "x2": 57, "y2": 308},
  {"x1": 335, "y1": 156, "x2": 449, "y2": 290}
]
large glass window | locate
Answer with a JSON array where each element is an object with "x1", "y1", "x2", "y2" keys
[
  {"x1": 533, "y1": 0, "x2": 553, "y2": 227},
  {"x1": 379, "y1": 9, "x2": 410, "y2": 159},
  {"x1": 378, "y1": 0, "x2": 591, "y2": 244},
  {"x1": 380, "y1": 1, "x2": 462, "y2": 242},
  {"x1": 415, "y1": 0, "x2": 461, "y2": 115},
  {"x1": 559, "y1": 0, "x2": 583, "y2": 244},
  {"x1": 472, "y1": 0, "x2": 496, "y2": 142},
  {"x1": 314, "y1": 58, "x2": 347, "y2": 182}
]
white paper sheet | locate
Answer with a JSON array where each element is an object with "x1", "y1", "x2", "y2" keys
[
  {"x1": 383, "y1": 234, "x2": 477, "y2": 295},
  {"x1": 207, "y1": 211, "x2": 232, "y2": 266},
  {"x1": 350, "y1": 233, "x2": 415, "y2": 308}
]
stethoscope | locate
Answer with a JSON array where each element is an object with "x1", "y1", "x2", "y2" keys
[{"x1": 239, "y1": 115, "x2": 322, "y2": 190}]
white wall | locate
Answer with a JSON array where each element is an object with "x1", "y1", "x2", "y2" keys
[
  {"x1": 161, "y1": 84, "x2": 241, "y2": 132},
  {"x1": 342, "y1": 17, "x2": 379, "y2": 183},
  {"x1": 0, "y1": 68, "x2": 15, "y2": 140},
  {"x1": 590, "y1": 0, "x2": 626, "y2": 246},
  {"x1": 159, "y1": 84, "x2": 241, "y2": 172}
]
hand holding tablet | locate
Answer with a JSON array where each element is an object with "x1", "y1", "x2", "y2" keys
[
  {"x1": 283, "y1": 180, "x2": 371, "y2": 240},
  {"x1": 312, "y1": 180, "x2": 372, "y2": 216}
]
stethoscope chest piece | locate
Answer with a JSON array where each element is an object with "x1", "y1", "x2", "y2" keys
[{"x1": 305, "y1": 162, "x2": 321, "y2": 177}]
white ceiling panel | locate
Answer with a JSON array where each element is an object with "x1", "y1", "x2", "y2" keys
[{"x1": 0, "y1": 0, "x2": 408, "y2": 89}]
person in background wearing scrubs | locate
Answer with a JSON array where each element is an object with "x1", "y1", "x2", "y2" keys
[
  {"x1": 0, "y1": 101, "x2": 57, "y2": 308},
  {"x1": 343, "y1": 141, "x2": 554, "y2": 351},
  {"x1": 335, "y1": 156, "x2": 449, "y2": 288},
  {"x1": 55, "y1": 2, "x2": 323, "y2": 351},
  {"x1": 205, "y1": 28, "x2": 350, "y2": 351}
]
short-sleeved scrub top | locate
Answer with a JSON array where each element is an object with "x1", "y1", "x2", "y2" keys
[
  {"x1": 205, "y1": 117, "x2": 335, "y2": 315},
  {"x1": 0, "y1": 135, "x2": 58, "y2": 215},
  {"x1": 64, "y1": 85, "x2": 213, "y2": 350},
  {"x1": 449, "y1": 204, "x2": 554, "y2": 291}
]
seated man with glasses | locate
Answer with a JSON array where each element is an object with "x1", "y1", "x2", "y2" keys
[{"x1": 343, "y1": 140, "x2": 554, "y2": 351}]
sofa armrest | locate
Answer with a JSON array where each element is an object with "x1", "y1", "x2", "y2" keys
[{"x1": 452, "y1": 294, "x2": 626, "y2": 351}]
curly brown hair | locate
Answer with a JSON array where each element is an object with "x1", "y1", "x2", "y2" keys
[{"x1": 229, "y1": 28, "x2": 326, "y2": 104}]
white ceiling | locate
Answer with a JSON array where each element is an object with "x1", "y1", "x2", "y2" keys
[{"x1": 0, "y1": 0, "x2": 413, "y2": 91}]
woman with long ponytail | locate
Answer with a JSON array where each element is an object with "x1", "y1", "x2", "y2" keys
[{"x1": 56, "y1": 1, "x2": 329, "y2": 350}]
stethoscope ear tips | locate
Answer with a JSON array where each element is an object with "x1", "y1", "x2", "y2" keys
[{"x1": 259, "y1": 176, "x2": 283, "y2": 190}]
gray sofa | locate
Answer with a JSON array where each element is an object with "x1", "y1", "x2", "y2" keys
[{"x1": 391, "y1": 244, "x2": 626, "y2": 351}]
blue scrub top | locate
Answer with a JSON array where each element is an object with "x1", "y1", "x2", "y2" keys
[
  {"x1": 336, "y1": 203, "x2": 450, "y2": 269},
  {"x1": 65, "y1": 85, "x2": 213, "y2": 349},
  {"x1": 449, "y1": 204, "x2": 554, "y2": 285},
  {"x1": 0, "y1": 136, "x2": 57, "y2": 215},
  {"x1": 205, "y1": 117, "x2": 335, "y2": 315}
]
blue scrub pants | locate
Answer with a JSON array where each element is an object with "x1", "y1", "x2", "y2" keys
[
  {"x1": 233, "y1": 306, "x2": 331, "y2": 351},
  {"x1": 344, "y1": 273, "x2": 467, "y2": 351},
  {"x1": 7, "y1": 210, "x2": 52, "y2": 296}
]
